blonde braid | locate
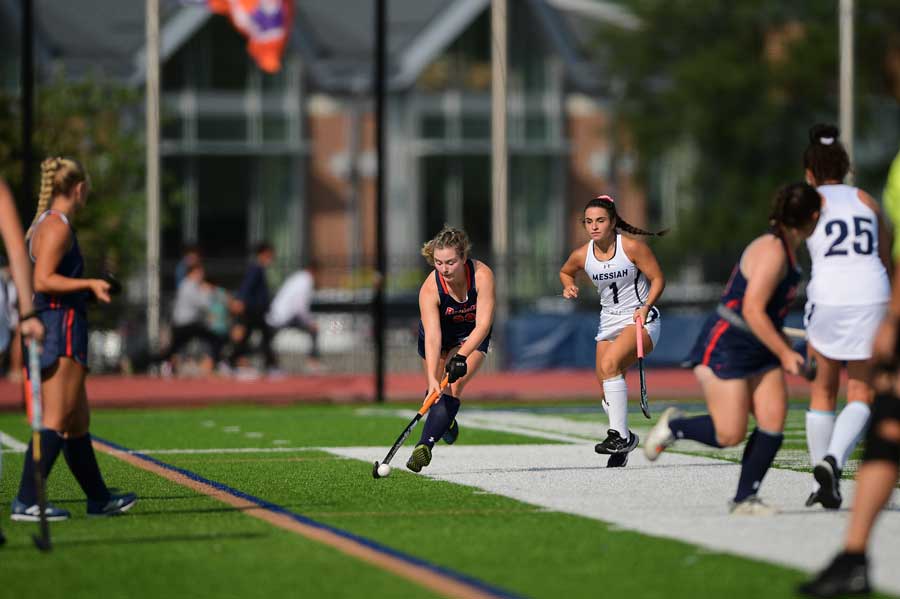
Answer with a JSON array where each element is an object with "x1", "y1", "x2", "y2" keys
[{"x1": 26, "y1": 157, "x2": 61, "y2": 241}]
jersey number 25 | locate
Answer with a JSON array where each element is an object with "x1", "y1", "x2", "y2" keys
[{"x1": 823, "y1": 217, "x2": 874, "y2": 257}]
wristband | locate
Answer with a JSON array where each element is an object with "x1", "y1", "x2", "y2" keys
[{"x1": 19, "y1": 311, "x2": 39, "y2": 322}]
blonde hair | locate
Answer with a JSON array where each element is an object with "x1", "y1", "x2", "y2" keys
[
  {"x1": 421, "y1": 225, "x2": 471, "y2": 266},
  {"x1": 26, "y1": 157, "x2": 87, "y2": 240}
]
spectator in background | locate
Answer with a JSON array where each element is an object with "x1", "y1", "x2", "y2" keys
[
  {"x1": 228, "y1": 242, "x2": 278, "y2": 376},
  {"x1": 154, "y1": 263, "x2": 225, "y2": 376},
  {"x1": 174, "y1": 243, "x2": 202, "y2": 288},
  {"x1": 267, "y1": 261, "x2": 322, "y2": 372}
]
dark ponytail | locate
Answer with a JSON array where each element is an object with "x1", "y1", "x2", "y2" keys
[
  {"x1": 803, "y1": 123, "x2": 850, "y2": 184},
  {"x1": 769, "y1": 182, "x2": 821, "y2": 229},
  {"x1": 583, "y1": 195, "x2": 668, "y2": 237}
]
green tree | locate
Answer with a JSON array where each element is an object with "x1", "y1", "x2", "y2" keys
[
  {"x1": 0, "y1": 74, "x2": 145, "y2": 279},
  {"x1": 598, "y1": 1, "x2": 900, "y2": 281}
]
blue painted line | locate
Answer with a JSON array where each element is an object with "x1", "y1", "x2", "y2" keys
[{"x1": 94, "y1": 436, "x2": 525, "y2": 599}]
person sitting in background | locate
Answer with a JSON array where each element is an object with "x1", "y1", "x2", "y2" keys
[
  {"x1": 266, "y1": 262, "x2": 322, "y2": 372},
  {"x1": 228, "y1": 242, "x2": 278, "y2": 376},
  {"x1": 174, "y1": 243, "x2": 202, "y2": 288},
  {"x1": 154, "y1": 263, "x2": 225, "y2": 377}
]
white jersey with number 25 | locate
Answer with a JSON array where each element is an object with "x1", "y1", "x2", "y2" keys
[{"x1": 805, "y1": 184, "x2": 889, "y2": 306}]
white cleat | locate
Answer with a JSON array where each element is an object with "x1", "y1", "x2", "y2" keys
[
  {"x1": 729, "y1": 495, "x2": 778, "y2": 516},
  {"x1": 643, "y1": 406, "x2": 682, "y2": 461}
]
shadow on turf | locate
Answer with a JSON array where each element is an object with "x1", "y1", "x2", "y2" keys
[
  {"x1": 49, "y1": 494, "x2": 198, "y2": 504},
  {"x1": 1, "y1": 531, "x2": 267, "y2": 550}
]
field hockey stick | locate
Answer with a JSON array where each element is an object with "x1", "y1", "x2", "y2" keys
[
  {"x1": 28, "y1": 339, "x2": 51, "y2": 551},
  {"x1": 715, "y1": 304, "x2": 816, "y2": 380},
  {"x1": 635, "y1": 315, "x2": 650, "y2": 419},
  {"x1": 373, "y1": 375, "x2": 450, "y2": 479}
]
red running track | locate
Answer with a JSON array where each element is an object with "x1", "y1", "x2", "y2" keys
[{"x1": 0, "y1": 369, "x2": 823, "y2": 412}]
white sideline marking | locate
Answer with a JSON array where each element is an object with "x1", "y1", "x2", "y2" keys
[
  {"x1": 129, "y1": 447, "x2": 321, "y2": 455},
  {"x1": 356, "y1": 408, "x2": 597, "y2": 444},
  {"x1": 326, "y1": 443, "x2": 900, "y2": 595},
  {"x1": 0, "y1": 431, "x2": 27, "y2": 452}
]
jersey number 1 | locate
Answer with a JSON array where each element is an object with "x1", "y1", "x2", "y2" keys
[{"x1": 610, "y1": 282, "x2": 619, "y2": 303}]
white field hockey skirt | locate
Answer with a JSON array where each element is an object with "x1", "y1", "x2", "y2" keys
[
  {"x1": 804, "y1": 301, "x2": 887, "y2": 361},
  {"x1": 595, "y1": 306, "x2": 661, "y2": 348}
]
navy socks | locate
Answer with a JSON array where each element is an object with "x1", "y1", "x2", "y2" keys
[
  {"x1": 17, "y1": 429, "x2": 64, "y2": 505},
  {"x1": 735, "y1": 428, "x2": 783, "y2": 502},
  {"x1": 669, "y1": 415, "x2": 722, "y2": 448},
  {"x1": 63, "y1": 434, "x2": 111, "y2": 502},
  {"x1": 418, "y1": 394, "x2": 461, "y2": 449}
]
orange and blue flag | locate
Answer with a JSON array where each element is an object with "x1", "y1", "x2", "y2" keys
[{"x1": 208, "y1": 0, "x2": 293, "y2": 73}]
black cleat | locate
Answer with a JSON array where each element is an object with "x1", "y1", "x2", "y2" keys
[
  {"x1": 442, "y1": 419, "x2": 460, "y2": 445},
  {"x1": 813, "y1": 455, "x2": 843, "y2": 509},
  {"x1": 595, "y1": 429, "x2": 639, "y2": 455},
  {"x1": 0, "y1": 527, "x2": 5, "y2": 546},
  {"x1": 607, "y1": 453, "x2": 627, "y2": 468},
  {"x1": 87, "y1": 492, "x2": 138, "y2": 517},
  {"x1": 406, "y1": 444, "x2": 432, "y2": 473},
  {"x1": 805, "y1": 490, "x2": 823, "y2": 508},
  {"x1": 798, "y1": 552, "x2": 870, "y2": 597}
]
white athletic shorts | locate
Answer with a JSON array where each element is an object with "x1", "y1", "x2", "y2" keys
[
  {"x1": 804, "y1": 301, "x2": 888, "y2": 361},
  {"x1": 595, "y1": 306, "x2": 661, "y2": 348}
]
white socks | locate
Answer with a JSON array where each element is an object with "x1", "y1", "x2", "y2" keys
[
  {"x1": 806, "y1": 410, "x2": 835, "y2": 467},
  {"x1": 602, "y1": 375, "x2": 628, "y2": 439},
  {"x1": 806, "y1": 410, "x2": 835, "y2": 491},
  {"x1": 826, "y1": 401, "x2": 871, "y2": 469}
]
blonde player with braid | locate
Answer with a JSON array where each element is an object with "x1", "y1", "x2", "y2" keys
[
  {"x1": 559, "y1": 195, "x2": 667, "y2": 467},
  {"x1": 408, "y1": 225, "x2": 495, "y2": 473},
  {"x1": 10, "y1": 157, "x2": 136, "y2": 523}
]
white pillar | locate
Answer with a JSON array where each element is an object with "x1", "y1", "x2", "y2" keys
[{"x1": 146, "y1": 0, "x2": 161, "y2": 351}]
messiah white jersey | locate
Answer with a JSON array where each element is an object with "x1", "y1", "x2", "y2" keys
[
  {"x1": 805, "y1": 184, "x2": 889, "y2": 306},
  {"x1": 584, "y1": 235, "x2": 649, "y2": 312}
]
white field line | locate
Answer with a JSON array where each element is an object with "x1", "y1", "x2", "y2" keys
[
  {"x1": 0, "y1": 431, "x2": 27, "y2": 452},
  {"x1": 131, "y1": 447, "x2": 321, "y2": 455},
  {"x1": 330, "y1": 409, "x2": 898, "y2": 594},
  {"x1": 326, "y1": 443, "x2": 900, "y2": 596}
]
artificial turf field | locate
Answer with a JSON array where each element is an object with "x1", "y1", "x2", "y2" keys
[{"x1": 0, "y1": 400, "x2": 896, "y2": 599}]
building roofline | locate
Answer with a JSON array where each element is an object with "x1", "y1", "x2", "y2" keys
[{"x1": 130, "y1": 4, "x2": 211, "y2": 86}]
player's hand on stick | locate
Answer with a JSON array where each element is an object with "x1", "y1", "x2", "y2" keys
[
  {"x1": 634, "y1": 305, "x2": 650, "y2": 324},
  {"x1": 445, "y1": 353, "x2": 467, "y2": 383},
  {"x1": 426, "y1": 376, "x2": 443, "y2": 400},
  {"x1": 18, "y1": 313, "x2": 45, "y2": 343},
  {"x1": 779, "y1": 349, "x2": 807, "y2": 377},
  {"x1": 561, "y1": 285, "x2": 579, "y2": 299}
]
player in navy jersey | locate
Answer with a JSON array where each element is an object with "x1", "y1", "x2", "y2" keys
[
  {"x1": 559, "y1": 195, "x2": 667, "y2": 467},
  {"x1": 408, "y1": 225, "x2": 495, "y2": 473},
  {"x1": 645, "y1": 182, "x2": 821, "y2": 515},
  {"x1": 11, "y1": 157, "x2": 136, "y2": 523}
]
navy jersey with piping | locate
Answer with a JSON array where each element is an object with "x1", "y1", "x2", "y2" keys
[
  {"x1": 29, "y1": 210, "x2": 88, "y2": 314},
  {"x1": 417, "y1": 259, "x2": 491, "y2": 357},
  {"x1": 28, "y1": 210, "x2": 90, "y2": 368},
  {"x1": 688, "y1": 230, "x2": 801, "y2": 378}
]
